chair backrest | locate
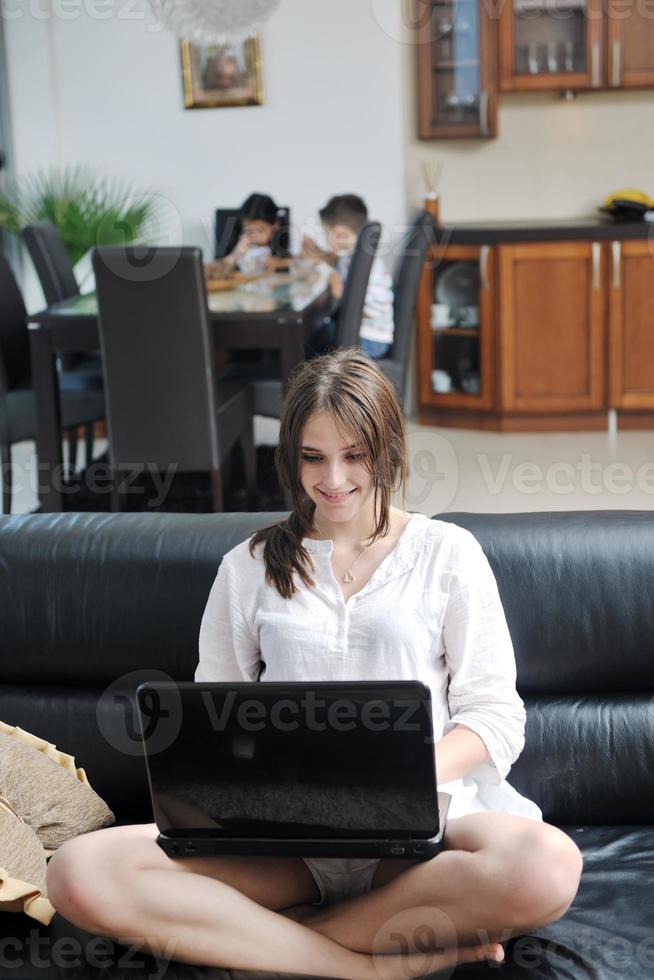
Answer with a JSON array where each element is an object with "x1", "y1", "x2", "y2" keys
[
  {"x1": 214, "y1": 206, "x2": 292, "y2": 259},
  {"x1": 390, "y1": 210, "x2": 435, "y2": 365},
  {"x1": 0, "y1": 255, "x2": 31, "y2": 397},
  {"x1": 92, "y1": 246, "x2": 221, "y2": 472},
  {"x1": 373, "y1": 211, "x2": 435, "y2": 404},
  {"x1": 335, "y1": 221, "x2": 382, "y2": 349},
  {"x1": 22, "y1": 220, "x2": 80, "y2": 305}
]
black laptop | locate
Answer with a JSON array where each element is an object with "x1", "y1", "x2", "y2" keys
[{"x1": 137, "y1": 680, "x2": 450, "y2": 860}]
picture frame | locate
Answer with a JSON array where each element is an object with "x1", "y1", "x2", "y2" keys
[{"x1": 180, "y1": 37, "x2": 264, "y2": 109}]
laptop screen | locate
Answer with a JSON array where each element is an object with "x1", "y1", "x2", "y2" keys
[{"x1": 139, "y1": 681, "x2": 440, "y2": 840}]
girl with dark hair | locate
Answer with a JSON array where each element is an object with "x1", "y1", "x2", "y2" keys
[
  {"x1": 46, "y1": 351, "x2": 582, "y2": 980},
  {"x1": 223, "y1": 192, "x2": 290, "y2": 275}
]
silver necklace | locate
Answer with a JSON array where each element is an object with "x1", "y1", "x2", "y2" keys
[{"x1": 313, "y1": 517, "x2": 373, "y2": 584}]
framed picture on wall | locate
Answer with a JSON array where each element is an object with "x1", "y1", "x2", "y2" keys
[{"x1": 180, "y1": 37, "x2": 264, "y2": 109}]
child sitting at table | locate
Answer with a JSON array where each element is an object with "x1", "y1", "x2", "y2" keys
[
  {"x1": 302, "y1": 194, "x2": 394, "y2": 359},
  {"x1": 209, "y1": 193, "x2": 291, "y2": 278}
]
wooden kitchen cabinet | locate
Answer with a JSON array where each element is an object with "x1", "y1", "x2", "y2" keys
[
  {"x1": 416, "y1": 222, "x2": 654, "y2": 431},
  {"x1": 417, "y1": 243, "x2": 496, "y2": 409},
  {"x1": 417, "y1": 0, "x2": 497, "y2": 138},
  {"x1": 606, "y1": 0, "x2": 654, "y2": 88},
  {"x1": 499, "y1": 0, "x2": 604, "y2": 91},
  {"x1": 496, "y1": 0, "x2": 654, "y2": 93},
  {"x1": 609, "y1": 238, "x2": 654, "y2": 410},
  {"x1": 419, "y1": 0, "x2": 654, "y2": 137},
  {"x1": 498, "y1": 241, "x2": 605, "y2": 412}
]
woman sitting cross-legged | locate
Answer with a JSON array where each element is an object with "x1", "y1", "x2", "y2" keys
[{"x1": 46, "y1": 350, "x2": 583, "y2": 980}]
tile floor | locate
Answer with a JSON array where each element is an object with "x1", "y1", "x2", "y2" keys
[{"x1": 6, "y1": 417, "x2": 654, "y2": 516}]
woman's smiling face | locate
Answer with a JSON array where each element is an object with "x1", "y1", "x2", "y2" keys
[{"x1": 299, "y1": 411, "x2": 374, "y2": 524}]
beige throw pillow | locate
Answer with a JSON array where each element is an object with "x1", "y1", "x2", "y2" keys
[
  {"x1": 0, "y1": 796, "x2": 55, "y2": 925},
  {"x1": 0, "y1": 721, "x2": 115, "y2": 851}
]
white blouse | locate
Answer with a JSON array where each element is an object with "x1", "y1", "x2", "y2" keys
[{"x1": 196, "y1": 512, "x2": 542, "y2": 822}]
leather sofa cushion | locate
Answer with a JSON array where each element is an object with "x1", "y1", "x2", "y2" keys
[
  {"x1": 439, "y1": 512, "x2": 654, "y2": 695},
  {"x1": 0, "y1": 826, "x2": 649, "y2": 979},
  {"x1": 2, "y1": 511, "x2": 653, "y2": 696},
  {"x1": 509, "y1": 694, "x2": 654, "y2": 824},
  {"x1": 0, "y1": 513, "x2": 284, "y2": 686}
]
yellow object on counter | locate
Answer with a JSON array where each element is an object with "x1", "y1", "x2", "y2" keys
[{"x1": 603, "y1": 189, "x2": 654, "y2": 208}]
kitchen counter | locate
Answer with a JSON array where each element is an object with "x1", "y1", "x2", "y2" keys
[{"x1": 435, "y1": 217, "x2": 653, "y2": 245}]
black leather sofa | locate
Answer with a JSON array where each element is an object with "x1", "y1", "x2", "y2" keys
[{"x1": 0, "y1": 510, "x2": 652, "y2": 980}]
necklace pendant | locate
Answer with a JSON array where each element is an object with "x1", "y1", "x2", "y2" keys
[{"x1": 342, "y1": 570, "x2": 355, "y2": 584}]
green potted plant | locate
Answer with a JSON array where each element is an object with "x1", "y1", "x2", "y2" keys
[{"x1": 0, "y1": 164, "x2": 162, "y2": 269}]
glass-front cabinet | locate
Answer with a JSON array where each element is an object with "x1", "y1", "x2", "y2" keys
[
  {"x1": 417, "y1": 244, "x2": 495, "y2": 410},
  {"x1": 499, "y1": 0, "x2": 604, "y2": 90},
  {"x1": 418, "y1": 0, "x2": 654, "y2": 137},
  {"x1": 417, "y1": 0, "x2": 497, "y2": 138}
]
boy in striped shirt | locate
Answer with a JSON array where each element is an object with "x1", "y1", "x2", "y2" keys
[{"x1": 303, "y1": 194, "x2": 394, "y2": 358}]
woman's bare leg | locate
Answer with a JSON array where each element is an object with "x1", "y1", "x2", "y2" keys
[
  {"x1": 284, "y1": 813, "x2": 583, "y2": 956},
  {"x1": 46, "y1": 823, "x2": 503, "y2": 980}
]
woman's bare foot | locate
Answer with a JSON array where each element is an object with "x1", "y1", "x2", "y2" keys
[
  {"x1": 368, "y1": 941, "x2": 504, "y2": 979},
  {"x1": 280, "y1": 903, "x2": 505, "y2": 977}
]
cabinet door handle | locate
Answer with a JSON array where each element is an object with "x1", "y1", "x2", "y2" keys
[
  {"x1": 480, "y1": 245, "x2": 490, "y2": 291},
  {"x1": 612, "y1": 241, "x2": 621, "y2": 288},
  {"x1": 591, "y1": 41, "x2": 601, "y2": 88},
  {"x1": 479, "y1": 91, "x2": 489, "y2": 137},
  {"x1": 592, "y1": 242, "x2": 601, "y2": 290},
  {"x1": 612, "y1": 40, "x2": 621, "y2": 87}
]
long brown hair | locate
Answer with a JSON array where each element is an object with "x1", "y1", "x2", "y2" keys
[{"x1": 249, "y1": 349, "x2": 408, "y2": 598}]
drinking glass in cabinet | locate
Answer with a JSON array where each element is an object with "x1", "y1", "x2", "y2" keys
[{"x1": 513, "y1": 0, "x2": 588, "y2": 77}]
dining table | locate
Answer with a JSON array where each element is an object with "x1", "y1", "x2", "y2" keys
[{"x1": 28, "y1": 264, "x2": 332, "y2": 513}]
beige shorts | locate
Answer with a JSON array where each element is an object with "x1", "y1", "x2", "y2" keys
[{"x1": 302, "y1": 856, "x2": 381, "y2": 908}]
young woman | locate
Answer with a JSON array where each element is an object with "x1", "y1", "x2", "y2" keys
[{"x1": 47, "y1": 351, "x2": 582, "y2": 980}]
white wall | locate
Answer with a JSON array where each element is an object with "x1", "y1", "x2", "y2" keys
[
  {"x1": 5, "y1": 0, "x2": 654, "y2": 409},
  {"x1": 401, "y1": 35, "x2": 654, "y2": 222},
  {"x1": 6, "y1": 0, "x2": 654, "y2": 234},
  {"x1": 3, "y1": 0, "x2": 407, "y2": 260},
  {"x1": 6, "y1": 1, "x2": 653, "y2": 244}
]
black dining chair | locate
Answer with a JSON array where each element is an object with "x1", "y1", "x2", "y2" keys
[
  {"x1": 0, "y1": 256, "x2": 105, "y2": 514},
  {"x1": 376, "y1": 210, "x2": 436, "y2": 405},
  {"x1": 92, "y1": 246, "x2": 256, "y2": 512},
  {"x1": 214, "y1": 206, "x2": 292, "y2": 259},
  {"x1": 220, "y1": 221, "x2": 383, "y2": 420},
  {"x1": 332, "y1": 220, "x2": 382, "y2": 348},
  {"x1": 22, "y1": 219, "x2": 104, "y2": 466},
  {"x1": 22, "y1": 220, "x2": 80, "y2": 304}
]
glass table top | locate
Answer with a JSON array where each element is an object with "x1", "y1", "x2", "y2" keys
[{"x1": 31, "y1": 263, "x2": 331, "y2": 321}]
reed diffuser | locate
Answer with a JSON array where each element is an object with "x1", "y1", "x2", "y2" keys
[{"x1": 420, "y1": 161, "x2": 443, "y2": 225}]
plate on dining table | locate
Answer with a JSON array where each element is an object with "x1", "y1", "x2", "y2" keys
[
  {"x1": 204, "y1": 269, "x2": 267, "y2": 293},
  {"x1": 207, "y1": 289, "x2": 277, "y2": 313}
]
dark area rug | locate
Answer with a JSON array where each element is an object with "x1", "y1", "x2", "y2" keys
[{"x1": 45, "y1": 444, "x2": 286, "y2": 513}]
